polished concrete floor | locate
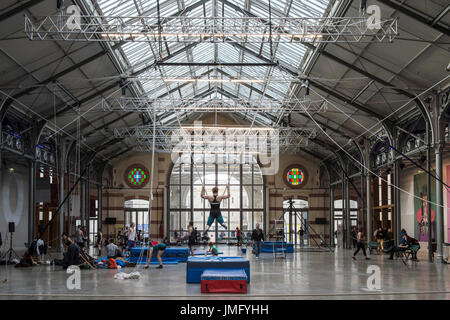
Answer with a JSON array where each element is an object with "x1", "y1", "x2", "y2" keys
[{"x1": 0, "y1": 245, "x2": 448, "y2": 300}]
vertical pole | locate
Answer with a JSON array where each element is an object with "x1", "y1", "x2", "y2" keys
[
  {"x1": 58, "y1": 140, "x2": 65, "y2": 253},
  {"x1": 427, "y1": 136, "x2": 433, "y2": 262},
  {"x1": 98, "y1": 171, "x2": 103, "y2": 232},
  {"x1": 345, "y1": 175, "x2": 351, "y2": 249},
  {"x1": 366, "y1": 172, "x2": 372, "y2": 244},
  {"x1": 393, "y1": 158, "x2": 401, "y2": 246},
  {"x1": 329, "y1": 185, "x2": 334, "y2": 246},
  {"x1": 435, "y1": 143, "x2": 444, "y2": 263},
  {"x1": 86, "y1": 166, "x2": 90, "y2": 249},
  {"x1": 341, "y1": 171, "x2": 346, "y2": 248},
  {"x1": 361, "y1": 172, "x2": 365, "y2": 231},
  {"x1": 28, "y1": 160, "x2": 36, "y2": 244}
]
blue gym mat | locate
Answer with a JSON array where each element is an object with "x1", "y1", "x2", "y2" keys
[
  {"x1": 186, "y1": 256, "x2": 250, "y2": 283},
  {"x1": 201, "y1": 268, "x2": 247, "y2": 281}
]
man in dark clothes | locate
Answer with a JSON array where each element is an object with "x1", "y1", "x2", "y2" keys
[
  {"x1": 62, "y1": 236, "x2": 81, "y2": 269},
  {"x1": 251, "y1": 223, "x2": 265, "y2": 258}
]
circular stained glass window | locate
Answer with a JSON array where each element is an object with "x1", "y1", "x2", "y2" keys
[
  {"x1": 284, "y1": 165, "x2": 308, "y2": 188},
  {"x1": 124, "y1": 164, "x2": 149, "y2": 188}
]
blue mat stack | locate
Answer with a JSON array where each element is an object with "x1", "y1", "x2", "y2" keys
[
  {"x1": 186, "y1": 256, "x2": 250, "y2": 283},
  {"x1": 261, "y1": 241, "x2": 294, "y2": 253},
  {"x1": 128, "y1": 247, "x2": 190, "y2": 263}
]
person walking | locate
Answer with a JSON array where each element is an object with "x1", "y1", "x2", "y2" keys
[
  {"x1": 352, "y1": 229, "x2": 370, "y2": 260},
  {"x1": 251, "y1": 223, "x2": 264, "y2": 258}
]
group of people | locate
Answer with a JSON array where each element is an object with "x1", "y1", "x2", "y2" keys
[{"x1": 351, "y1": 227, "x2": 418, "y2": 261}]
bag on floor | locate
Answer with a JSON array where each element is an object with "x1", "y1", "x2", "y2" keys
[{"x1": 108, "y1": 258, "x2": 118, "y2": 269}]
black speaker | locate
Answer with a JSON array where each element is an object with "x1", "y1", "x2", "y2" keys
[
  {"x1": 315, "y1": 218, "x2": 327, "y2": 225},
  {"x1": 8, "y1": 222, "x2": 15, "y2": 233},
  {"x1": 104, "y1": 217, "x2": 116, "y2": 225}
]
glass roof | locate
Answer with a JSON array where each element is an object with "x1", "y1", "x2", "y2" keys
[{"x1": 93, "y1": 0, "x2": 332, "y2": 125}]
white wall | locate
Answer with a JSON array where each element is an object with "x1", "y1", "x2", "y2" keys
[{"x1": 0, "y1": 166, "x2": 29, "y2": 254}]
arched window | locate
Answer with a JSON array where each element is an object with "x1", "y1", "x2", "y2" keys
[{"x1": 168, "y1": 155, "x2": 264, "y2": 243}]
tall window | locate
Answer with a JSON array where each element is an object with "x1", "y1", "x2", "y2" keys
[
  {"x1": 168, "y1": 155, "x2": 264, "y2": 243},
  {"x1": 333, "y1": 199, "x2": 358, "y2": 229}
]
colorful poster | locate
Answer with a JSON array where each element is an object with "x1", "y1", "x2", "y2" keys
[
  {"x1": 414, "y1": 172, "x2": 436, "y2": 241},
  {"x1": 447, "y1": 165, "x2": 450, "y2": 242}
]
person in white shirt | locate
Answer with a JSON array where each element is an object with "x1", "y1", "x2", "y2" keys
[
  {"x1": 106, "y1": 239, "x2": 120, "y2": 258},
  {"x1": 128, "y1": 222, "x2": 136, "y2": 249}
]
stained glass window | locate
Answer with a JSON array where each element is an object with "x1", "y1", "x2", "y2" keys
[
  {"x1": 125, "y1": 165, "x2": 149, "y2": 187},
  {"x1": 286, "y1": 168, "x2": 305, "y2": 186}
]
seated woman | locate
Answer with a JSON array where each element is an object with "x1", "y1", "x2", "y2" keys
[
  {"x1": 387, "y1": 233, "x2": 409, "y2": 259},
  {"x1": 144, "y1": 243, "x2": 167, "y2": 269}
]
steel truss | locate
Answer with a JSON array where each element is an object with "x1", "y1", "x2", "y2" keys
[
  {"x1": 25, "y1": 15, "x2": 398, "y2": 43},
  {"x1": 101, "y1": 96, "x2": 328, "y2": 114},
  {"x1": 113, "y1": 125, "x2": 317, "y2": 154}
]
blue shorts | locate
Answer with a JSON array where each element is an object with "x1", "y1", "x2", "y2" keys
[{"x1": 207, "y1": 214, "x2": 224, "y2": 226}]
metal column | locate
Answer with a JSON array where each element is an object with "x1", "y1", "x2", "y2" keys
[
  {"x1": 427, "y1": 139, "x2": 433, "y2": 262},
  {"x1": 57, "y1": 140, "x2": 65, "y2": 252},
  {"x1": 28, "y1": 160, "x2": 36, "y2": 244},
  {"x1": 366, "y1": 172, "x2": 372, "y2": 243},
  {"x1": 98, "y1": 174, "x2": 103, "y2": 232},
  {"x1": 329, "y1": 185, "x2": 334, "y2": 246},
  {"x1": 393, "y1": 159, "x2": 401, "y2": 246},
  {"x1": 345, "y1": 175, "x2": 351, "y2": 249},
  {"x1": 435, "y1": 143, "x2": 444, "y2": 263}
]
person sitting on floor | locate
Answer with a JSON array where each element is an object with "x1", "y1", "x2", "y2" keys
[
  {"x1": 106, "y1": 239, "x2": 121, "y2": 259},
  {"x1": 62, "y1": 236, "x2": 81, "y2": 269},
  {"x1": 15, "y1": 250, "x2": 36, "y2": 268},
  {"x1": 207, "y1": 242, "x2": 219, "y2": 256}
]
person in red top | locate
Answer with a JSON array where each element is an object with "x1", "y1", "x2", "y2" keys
[{"x1": 236, "y1": 227, "x2": 241, "y2": 247}]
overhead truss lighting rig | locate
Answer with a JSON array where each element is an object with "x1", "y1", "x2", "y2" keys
[
  {"x1": 112, "y1": 125, "x2": 317, "y2": 154},
  {"x1": 101, "y1": 96, "x2": 329, "y2": 114},
  {"x1": 24, "y1": 15, "x2": 398, "y2": 43}
]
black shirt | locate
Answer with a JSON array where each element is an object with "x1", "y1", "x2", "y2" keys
[{"x1": 251, "y1": 229, "x2": 264, "y2": 241}]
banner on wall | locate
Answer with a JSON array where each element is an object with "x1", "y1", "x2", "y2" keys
[
  {"x1": 414, "y1": 172, "x2": 436, "y2": 241},
  {"x1": 447, "y1": 165, "x2": 450, "y2": 242}
]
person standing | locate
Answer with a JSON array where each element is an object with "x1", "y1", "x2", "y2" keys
[
  {"x1": 376, "y1": 227, "x2": 384, "y2": 251},
  {"x1": 75, "y1": 226, "x2": 85, "y2": 250},
  {"x1": 188, "y1": 221, "x2": 196, "y2": 256},
  {"x1": 352, "y1": 229, "x2": 370, "y2": 260},
  {"x1": 96, "y1": 228, "x2": 103, "y2": 257},
  {"x1": 236, "y1": 227, "x2": 241, "y2": 246},
  {"x1": 298, "y1": 228, "x2": 304, "y2": 246},
  {"x1": 251, "y1": 223, "x2": 264, "y2": 258},
  {"x1": 128, "y1": 222, "x2": 136, "y2": 250}
]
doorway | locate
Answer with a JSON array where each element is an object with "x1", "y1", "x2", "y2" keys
[
  {"x1": 124, "y1": 199, "x2": 149, "y2": 245},
  {"x1": 282, "y1": 199, "x2": 309, "y2": 246}
]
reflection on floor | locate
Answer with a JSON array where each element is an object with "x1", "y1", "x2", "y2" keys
[{"x1": 0, "y1": 244, "x2": 449, "y2": 300}]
